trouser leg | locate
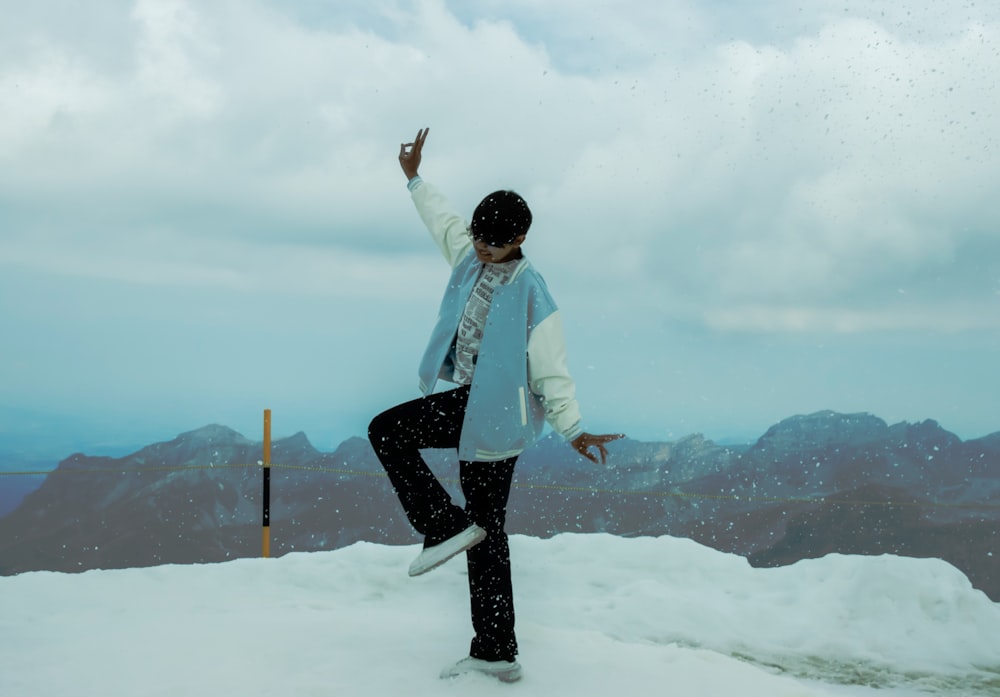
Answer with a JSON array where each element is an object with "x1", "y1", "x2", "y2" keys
[
  {"x1": 368, "y1": 385, "x2": 471, "y2": 542},
  {"x1": 461, "y1": 456, "x2": 518, "y2": 662}
]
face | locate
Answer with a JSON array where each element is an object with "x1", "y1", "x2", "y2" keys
[{"x1": 473, "y1": 235, "x2": 525, "y2": 263}]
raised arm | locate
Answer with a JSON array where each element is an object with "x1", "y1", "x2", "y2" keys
[{"x1": 399, "y1": 127, "x2": 474, "y2": 267}]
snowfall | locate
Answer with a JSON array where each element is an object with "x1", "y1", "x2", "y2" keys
[{"x1": 1, "y1": 534, "x2": 998, "y2": 697}]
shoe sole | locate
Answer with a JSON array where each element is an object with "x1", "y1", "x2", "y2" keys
[
  {"x1": 408, "y1": 524, "x2": 487, "y2": 577},
  {"x1": 440, "y1": 659, "x2": 523, "y2": 683}
]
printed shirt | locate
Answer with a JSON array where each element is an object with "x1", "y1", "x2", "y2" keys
[{"x1": 452, "y1": 259, "x2": 520, "y2": 384}]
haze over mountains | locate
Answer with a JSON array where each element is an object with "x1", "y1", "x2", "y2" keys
[{"x1": 1, "y1": 410, "x2": 996, "y2": 600}]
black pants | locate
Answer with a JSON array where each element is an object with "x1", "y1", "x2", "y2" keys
[{"x1": 368, "y1": 384, "x2": 518, "y2": 662}]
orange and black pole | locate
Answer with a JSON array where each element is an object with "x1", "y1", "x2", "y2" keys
[{"x1": 262, "y1": 409, "x2": 271, "y2": 558}]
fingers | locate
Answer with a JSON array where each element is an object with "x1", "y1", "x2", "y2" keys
[
  {"x1": 411, "y1": 128, "x2": 427, "y2": 159},
  {"x1": 403, "y1": 128, "x2": 428, "y2": 154},
  {"x1": 595, "y1": 434, "x2": 625, "y2": 463},
  {"x1": 399, "y1": 127, "x2": 429, "y2": 163},
  {"x1": 574, "y1": 439, "x2": 595, "y2": 463},
  {"x1": 576, "y1": 439, "x2": 609, "y2": 464},
  {"x1": 572, "y1": 432, "x2": 625, "y2": 464}
]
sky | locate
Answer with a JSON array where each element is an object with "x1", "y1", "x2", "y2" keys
[
  {"x1": 1, "y1": 0, "x2": 999, "y2": 457},
  {"x1": 2, "y1": 533, "x2": 998, "y2": 696}
]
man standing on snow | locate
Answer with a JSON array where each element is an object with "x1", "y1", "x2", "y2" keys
[{"x1": 368, "y1": 127, "x2": 623, "y2": 683}]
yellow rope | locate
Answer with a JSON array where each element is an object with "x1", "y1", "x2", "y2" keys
[{"x1": 0, "y1": 463, "x2": 253, "y2": 476}]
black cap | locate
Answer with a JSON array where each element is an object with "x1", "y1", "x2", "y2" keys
[{"x1": 470, "y1": 190, "x2": 532, "y2": 246}]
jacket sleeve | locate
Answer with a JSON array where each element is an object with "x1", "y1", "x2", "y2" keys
[
  {"x1": 408, "y1": 176, "x2": 473, "y2": 268},
  {"x1": 527, "y1": 310, "x2": 584, "y2": 441}
]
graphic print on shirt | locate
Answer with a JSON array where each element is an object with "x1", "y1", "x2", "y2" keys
[{"x1": 452, "y1": 259, "x2": 519, "y2": 384}]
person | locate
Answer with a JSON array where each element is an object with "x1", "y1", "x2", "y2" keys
[{"x1": 368, "y1": 127, "x2": 624, "y2": 683}]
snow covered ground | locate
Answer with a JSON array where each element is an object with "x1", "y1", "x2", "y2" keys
[{"x1": 2, "y1": 534, "x2": 998, "y2": 696}]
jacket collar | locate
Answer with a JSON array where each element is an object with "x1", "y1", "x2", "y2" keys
[{"x1": 508, "y1": 256, "x2": 531, "y2": 282}]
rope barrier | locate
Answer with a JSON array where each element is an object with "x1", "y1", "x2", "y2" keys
[
  {"x1": 3, "y1": 460, "x2": 998, "y2": 511},
  {"x1": 0, "y1": 463, "x2": 254, "y2": 476}
]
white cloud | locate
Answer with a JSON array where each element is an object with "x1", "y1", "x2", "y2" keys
[
  {"x1": 703, "y1": 302, "x2": 1000, "y2": 334},
  {"x1": 1, "y1": 0, "x2": 998, "y2": 332},
  {"x1": 0, "y1": 42, "x2": 115, "y2": 159},
  {"x1": 1, "y1": 0, "x2": 999, "y2": 443},
  {"x1": 0, "y1": 225, "x2": 441, "y2": 301},
  {"x1": 129, "y1": 0, "x2": 223, "y2": 122}
]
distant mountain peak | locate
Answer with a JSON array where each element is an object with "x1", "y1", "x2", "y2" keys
[
  {"x1": 277, "y1": 431, "x2": 312, "y2": 446},
  {"x1": 176, "y1": 424, "x2": 253, "y2": 446},
  {"x1": 755, "y1": 411, "x2": 889, "y2": 450},
  {"x1": 272, "y1": 431, "x2": 318, "y2": 458}
]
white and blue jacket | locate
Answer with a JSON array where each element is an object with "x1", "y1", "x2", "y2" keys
[{"x1": 409, "y1": 177, "x2": 584, "y2": 462}]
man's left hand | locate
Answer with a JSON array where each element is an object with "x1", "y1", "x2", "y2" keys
[{"x1": 571, "y1": 432, "x2": 625, "y2": 464}]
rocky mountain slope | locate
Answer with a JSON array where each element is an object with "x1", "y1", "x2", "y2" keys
[{"x1": 1, "y1": 412, "x2": 996, "y2": 599}]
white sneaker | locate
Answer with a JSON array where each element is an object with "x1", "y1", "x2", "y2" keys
[
  {"x1": 407, "y1": 524, "x2": 486, "y2": 577},
  {"x1": 440, "y1": 657, "x2": 523, "y2": 683}
]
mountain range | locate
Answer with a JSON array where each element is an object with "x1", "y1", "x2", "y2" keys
[{"x1": 1, "y1": 410, "x2": 997, "y2": 600}]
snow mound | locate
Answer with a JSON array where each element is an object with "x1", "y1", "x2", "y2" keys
[{"x1": 1, "y1": 533, "x2": 998, "y2": 697}]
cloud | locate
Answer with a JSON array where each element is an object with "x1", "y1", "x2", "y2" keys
[
  {"x1": 0, "y1": 42, "x2": 115, "y2": 159},
  {"x1": 531, "y1": 14, "x2": 1000, "y2": 332},
  {"x1": 702, "y1": 302, "x2": 999, "y2": 334},
  {"x1": 1, "y1": 0, "x2": 998, "y2": 445},
  {"x1": 0, "y1": 0, "x2": 998, "y2": 337},
  {"x1": 131, "y1": 0, "x2": 223, "y2": 119},
  {"x1": 0, "y1": 223, "x2": 442, "y2": 302}
]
